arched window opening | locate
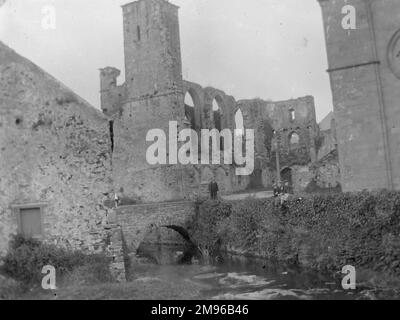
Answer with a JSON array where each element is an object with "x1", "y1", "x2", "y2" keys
[
  {"x1": 184, "y1": 92, "x2": 196, "y2": 130},
  {"x1": 212, "y1": 97, "x2": 224, "y2": 151},
  {"x1": 280, "y1": 167, "x2": 293, "y2": 192},
  {"x1": 289, "y1": 132, "x2": 300, "y2": 149},
  {"x1": 137, "y1": 26, "x2": 141, "y2": 41},
  {"x1": 235, "y1": 109, "x2": 244, "y2": 136},
  {"x1": 212, "y1": 99, "x2": 222, "y2": 131},
  {"x1": 289, "y1": 108, "x2": 295, "y2": 122}
]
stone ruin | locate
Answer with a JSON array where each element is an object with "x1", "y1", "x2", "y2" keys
[{"x1": 0, "y1": 0, "x2": 342, "y2": 280}]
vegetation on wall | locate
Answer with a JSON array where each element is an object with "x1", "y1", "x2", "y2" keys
[{"x1": 191, "y1": 190, "x2": 400, "y2": 277}]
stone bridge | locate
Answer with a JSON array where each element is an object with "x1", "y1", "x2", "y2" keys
[{"x1": 108, "y1": 201, "x2": 197, "y2": 281}]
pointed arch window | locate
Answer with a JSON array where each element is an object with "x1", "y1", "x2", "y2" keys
[{"x1": 289, "y1": 109, "x2": 295, "y2": 122}]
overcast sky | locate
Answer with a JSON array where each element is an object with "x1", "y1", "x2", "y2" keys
[{"x1": 0, "y1": 0, "x2": 333, "y2": 121}]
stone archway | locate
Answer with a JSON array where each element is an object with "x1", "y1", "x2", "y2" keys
[
  {"x1": 204, "y1": 88, "x2": 229, "y2": 130},
  {"x1": 288, "y1": 131, "x2": 300, "y2": 150},
  {"x1": 183, "y1": 81, "x2": 205, "y2": 131},
  {"x1": 211, "y1": 95, "x2": 224, "y2": 131},
  {"x1": 184, "y1": 88, "x2": 202, "y2": 131},
  {"x1": 136, "y1": 224, "x2": 196, "y2": 266},
  {"x1": 234, "y1": 108, "x2": 245, "y2": 136},
  {"x1": 281, "y1": 167, "x2": 293, "y2": 189},
  {"x1": 108, "y1": 202, "x2": 197, "y2": 277},
  {"x1": 107, "y1": 201, "x2": 198, "y2": 281}
]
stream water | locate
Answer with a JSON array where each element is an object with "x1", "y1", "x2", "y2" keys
[{"x1": 133, "y1": 243, "x2": 378, "y2": 300}]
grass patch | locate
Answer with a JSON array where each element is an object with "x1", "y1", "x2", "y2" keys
[{"x1": 0, "y1": 235, "x2": 112, "y2": 292}]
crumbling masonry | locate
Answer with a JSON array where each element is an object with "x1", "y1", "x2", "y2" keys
[
  {"x1": 100, "y1": 0, "x2": 333, "y2": 204},
  {"x1": 1, "y1": 0, "x2": 341, "y2": 280}
]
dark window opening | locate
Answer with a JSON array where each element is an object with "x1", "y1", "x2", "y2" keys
[
  {"x1": 20, "y1": 208, "x2": 41, "y2": 238},
  {"x1": 137, "y1": 25, "x2": 141, "y2": 41},
  {"x1": 15, "y1": 117, "x2": 22, "y2": 125},
  {"x1": 281, "y1": 168, "x2": 293, "y2": 192},
  {"x1": 109, "y1": 120, "x2": 114, "y2": 153},
  {"x1": 220, "y1": 136, "x2": 226, "y2": 152},
  {"x1": 212, "y1": 98, "x2": 224, "y2": 150},
  {"x1": 13, "y1": 206, "x2": 44, "y2": 239},
  {"x1": 184, "y1": 105, "x2": 195, "y2": 130}
]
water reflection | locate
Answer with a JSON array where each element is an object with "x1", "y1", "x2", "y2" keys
[{"x1": 134, "y1": 244, "x2": 371, "y2": 300}]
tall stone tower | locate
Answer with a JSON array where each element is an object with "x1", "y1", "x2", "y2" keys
[
  {"x1": 101, "y1": 0, "x2": 188, "y2": 203},
  {"x1": 318, "y1": 0, "x2": 400, "y2": 191},
  {"x1": 122, "y1": 0, "x2": 183, "y2": 99}
]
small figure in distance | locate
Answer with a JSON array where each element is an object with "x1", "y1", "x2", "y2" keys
[
  {"x1": 114, "y1": 187, "x2": 124, "y2": 208},
  {"x1": 209, "y1": 178, "x2": 219, "y2": 200},
  {"x1": 273, "y1": 181, "x2": 280, "y2": 198}
]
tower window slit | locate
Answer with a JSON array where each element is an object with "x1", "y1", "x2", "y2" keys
[{"x1": 109, "y1": 120, "x2": 114, "y2": 153}]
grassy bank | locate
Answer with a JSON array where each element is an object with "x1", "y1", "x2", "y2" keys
[
  {"x1": 0, "y1": 235, "x2": 113, "y2": 299},
  {"x1": 0, "y1": 235, "x2": 203, "y2": 300},
  {"x1": 3, "y1": 278, "x2": 202, "y2": 300}
]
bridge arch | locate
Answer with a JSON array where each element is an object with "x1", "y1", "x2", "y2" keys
[{"x1": 114, "y1": 202, "x2": 197, "y2": 257}]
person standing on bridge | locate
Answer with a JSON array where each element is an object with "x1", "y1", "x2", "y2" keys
[
  {"x1": 114, "y1": 187, "x2": 124, "y2": 208},
  {"x1": 209, "y1": 178, "x2": 219, "y2": 200}
]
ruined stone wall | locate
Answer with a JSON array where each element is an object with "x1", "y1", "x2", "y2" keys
[
  {"x1": 101, "y1": 0, "x2": 322, "y2": 200},
  {"x1": 311, "y1": 150, "x2": 341, "y2": 189},
  {"x1": 236, "y1": 96, "x2": 318, "y2": 191},
  {"x1": 371, "y1": 0, "x2": 400, "y2": 190},
  {"x1": 316, "y1": 128, "x2": 337, "y2": 161},
  {"x1": 106, "y1": 0, "x2": 193, "y2": 204},
  {"x1": 319, "y1": 0, "x2": 400, "y2": 191},
  {"x1": 266, "y1": 96, "x2": 318, "y2": 163},
  {"x1": 112, "y1": 93, "x2": 189, "y2": 204},
  {"x1": 99, "y1": 67, "x2": 126, "y2": 118},
  {"x1": 108, "y1": 81, "x2": 239, "y2": 204},
  {"x1": 291, "y1": 165, "x2": 314, "y2": 193},
  {"x1": 236, "y1": 99, "x2": 273, "y2": 169},
  {"x1": 0, "y1": 42, "x2": 113, "y2": 255},
  {"x1": 182, "y1": 80, "x2": 237, "y2": 132}
]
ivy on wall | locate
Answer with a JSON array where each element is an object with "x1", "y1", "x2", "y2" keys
[{"x1": 190, "y1": 190, "x2": 400, "y2": 276}]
